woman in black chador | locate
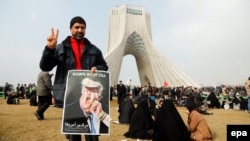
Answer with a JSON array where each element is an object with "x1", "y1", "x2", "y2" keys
[
  {"x1": 153, "y1": 99, "x2": 190, "y2": 141},
  {"x1": 207, "y1": 91, "x2": 221, "y2": 108},
  {"x1": 124, "y1": 97, "x2": 154, "y2": 139},
  {"x1": 118, "y1": 97, "x2": 135, "y2": 124}
]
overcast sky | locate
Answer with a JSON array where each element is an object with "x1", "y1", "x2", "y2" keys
[{"x1": 0, "y1": 0, "x2": 249, "y2": 87}]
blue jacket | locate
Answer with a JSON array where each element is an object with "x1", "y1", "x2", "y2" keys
[{"x1": 40, "y1": 36, "x2": 108, "y2": 107}]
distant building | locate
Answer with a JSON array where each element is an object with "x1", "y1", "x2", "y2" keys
[{"x1": 105, "y1": 4, "x2": 200, "y2": 87}]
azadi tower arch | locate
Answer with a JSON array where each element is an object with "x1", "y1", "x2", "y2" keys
[{"x1": 104, "y1": 4, "x2": 200, "y2": 87}]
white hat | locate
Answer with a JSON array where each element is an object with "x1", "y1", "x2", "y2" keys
[{"x1": 81, "y1": 78, "x2": 101, "y2": 89}]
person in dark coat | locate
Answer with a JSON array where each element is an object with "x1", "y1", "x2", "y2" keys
[
  {"x1": 4, "y1": 82, "x2": 11, "y2": 99},
  {"x1": 29, "y1": 84, "x2": 37, "y2": 106},
  {"x1": 109, "y1": 86, "x2": 114, "y2": 101},
  {"x1": 153, "y1": 99, "x2": 190, "y2": 141},
  {"x1": 118, "y1": 97, "x2": 135, "y2": 124},
  {"x1": 240, "y1": 96, "x2": 248, "y2": 110},
  {"x1": 7, "y1": 92, "x2": 19, "y2": 104},
  {"x1": 207, "y1": 91, "x2": 221, "y2": 108},
  {"x1": 124, "y1": 97, "x2": 154, "y2": 140},
  {"x1": 116, "y1": 80, "x2": 127, "y2": 105},
  {"x1": 40, "y1": 16, "x2": 108, "y2": 141}
]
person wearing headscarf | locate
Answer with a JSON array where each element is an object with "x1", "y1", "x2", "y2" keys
[
  {"x1": 185, "y1": 96, "x2": 212, "y2": 140},
  {"x1": 117, "y1": 97, "x2": 135, "y2": 124},
  {"x1": 153, "y1": 99, "x2": 190, "y2": 141},
  {"x1": 124, "y1": 97, "x2": 154, "y2": 139},
  {"x1": 207, "y1": 91, "x2": 221, "y2": 108}
]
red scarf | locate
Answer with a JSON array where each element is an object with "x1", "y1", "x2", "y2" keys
[{"x1": 70, "y1": 38, "x2": 84, "y2": 69}]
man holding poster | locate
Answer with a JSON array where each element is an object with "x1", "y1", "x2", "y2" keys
[{"x1": 40, "y1": 16, "x2": 108, "y2": 141}]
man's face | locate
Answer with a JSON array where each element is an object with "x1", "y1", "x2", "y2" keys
[
  {"x1": 80, "y1": 87, "x2": 100, "y2": 113},
  {"x1": 70, "y1": 23, "x2": 86, "y2": 40}
]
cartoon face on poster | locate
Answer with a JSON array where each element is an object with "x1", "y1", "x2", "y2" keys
[{"x1": 61, "y1": 70, "x2": 110, "y2": 135}]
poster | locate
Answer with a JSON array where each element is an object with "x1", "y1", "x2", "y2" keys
[{"x1": 61, "y1": 70, "x2": 110, "y2": 135}]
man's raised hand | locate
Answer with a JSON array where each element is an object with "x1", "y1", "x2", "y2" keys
[{"x1": 47, "y1": 28, "x2": 59, "y2": 49}]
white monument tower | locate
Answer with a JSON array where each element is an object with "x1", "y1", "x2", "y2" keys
[{"x1": 105, "y1": 4, "x2": 200, "y2": 87}]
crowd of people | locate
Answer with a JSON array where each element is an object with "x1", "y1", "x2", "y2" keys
[
  {"x1": 112, "y1": 77, "x2": 250, "y2": 140},
  {"x1": 114, "y1": 84, "x2": 213, "y2": 140},
  {"x1": 3, "y1": 82, "x2": 37, "y2": 105},
  {"x1": 111, "y1": 80, "x2": 249, "y2": 112}
]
